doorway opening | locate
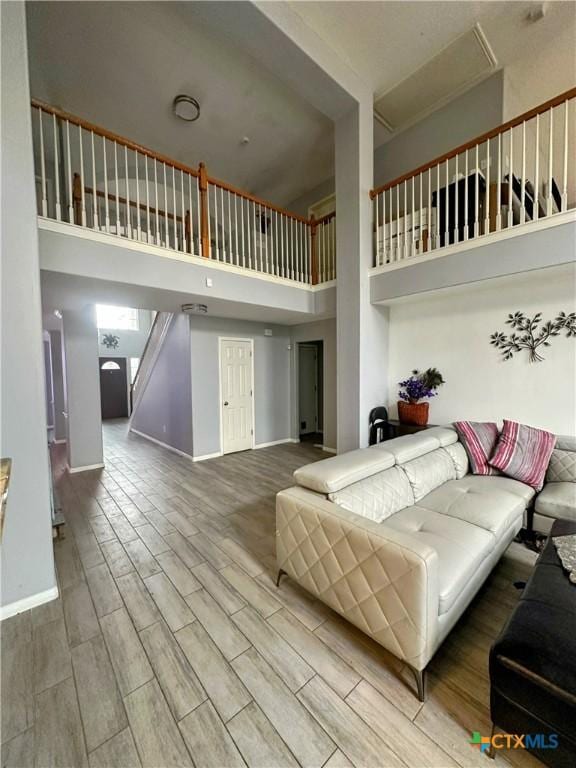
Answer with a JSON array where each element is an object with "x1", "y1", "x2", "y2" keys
[
  {"x1": 99, "y1": 357, "x2": 129, "y2": 419},
  {"x1": 298, "y1": 341, "x2": 323, "y2": 444}
]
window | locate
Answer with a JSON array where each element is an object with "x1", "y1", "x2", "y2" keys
[
  {"x1": 101, "y1": 361, "x2": 121, "y2": 370},
  {"x1": 130, "y1": 357, "x2": 140, "y2": 384},
  {"x1": 96, "y1": 305, "x2": 139, "y2": 331}
]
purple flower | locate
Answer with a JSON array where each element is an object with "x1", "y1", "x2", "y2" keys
[{"x1": 398, "y1": 375, "x2": 437, "y2": 403}]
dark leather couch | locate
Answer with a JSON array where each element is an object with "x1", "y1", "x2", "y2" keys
[{"x1": 490, "y1": 519, "x2": 576, "y2": 767}]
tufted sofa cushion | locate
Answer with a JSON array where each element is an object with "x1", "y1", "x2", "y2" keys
[
  {"x1": 401, "y1": 449, "x2": 457, "y2": 502},
  {"x1": 383, "y1": 506, "x2": 494, "y2": 614},
  {"x1": 328, "y1": 465, "x2": 414, "y2": 523},
  {"x1": 546, "y1": 449, "x2": 576, "y2": 483},
  {"x1": 417, "y1": 479, "x2": 525, "y2": 539},
  {"x1": 443, "y1": 442, "x2": 469, "y2": 479}
]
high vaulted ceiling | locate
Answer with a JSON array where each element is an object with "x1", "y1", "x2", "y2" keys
[{"x1": 26, "y1": 1, "x2": 334, "y2": 208}]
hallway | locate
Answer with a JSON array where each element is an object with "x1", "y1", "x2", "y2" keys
[{"x1": 1, "y1": 422, "x2": 537, "y2": 768}]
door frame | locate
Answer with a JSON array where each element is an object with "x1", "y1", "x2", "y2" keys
[
  {"x1": 218, "y1": 337, "x2": 255, "y2": 455},
  {"x1": 298, "y1": 343, "x2": 320, "y2": 435}
]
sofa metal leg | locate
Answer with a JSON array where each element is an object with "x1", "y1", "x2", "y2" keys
[
  {"x1": 275, "y1": 569, "x2": 286, "y2": 587},
  {"x1": 486, "y1": 724, "x2": 496, "y2": 759},
  {"x1": 409, "y1": 666, "x2": 427, "y2": 702}
]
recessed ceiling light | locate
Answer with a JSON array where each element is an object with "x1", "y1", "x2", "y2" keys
[
  {"x1": 181, "y1": 303, "x2": 208, "y2": 314},
  {"x1": 173, "y1": 95, "x2": 200, "y2": 122}
]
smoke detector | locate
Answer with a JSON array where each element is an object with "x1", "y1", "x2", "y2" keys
[{"x1": 181, "y1": 303, "x2": 208, "y2": 314}]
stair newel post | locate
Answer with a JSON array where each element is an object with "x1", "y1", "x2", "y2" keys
[
  {"x1": 72, "y1": 172, "x2": 82, "y2": 226},
  {"x1": 310, "y1": 214, "x2": 318, "y2": 285},
  {"x1": 198, "y1": 162, "x2": 210, "y2": 259}
]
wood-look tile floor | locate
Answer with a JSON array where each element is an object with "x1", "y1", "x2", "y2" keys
[{"x1": 1, "y1": 420, "x2": 542, "y2": 768}]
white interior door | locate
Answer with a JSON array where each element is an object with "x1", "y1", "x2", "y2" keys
[
  {"x1": 220, "y1": 339, "x2": 254, "y2": 455},
  {"x1": 299, "y1": 345, "x2": 318, "y2": 435}
]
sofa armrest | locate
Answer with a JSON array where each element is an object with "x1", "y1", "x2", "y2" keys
[{"x1": 276, "y1": 486, "x2": 439, "y2": 670}]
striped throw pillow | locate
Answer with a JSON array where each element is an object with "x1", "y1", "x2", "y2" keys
[
  {"x1": 453, "y1": 421, "x2": 500, "y2": 475},
  {"x1": 489, "y1": 420, "x2": 556, "y2": 490}
]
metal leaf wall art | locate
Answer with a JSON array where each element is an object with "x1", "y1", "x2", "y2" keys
[{"x1": 490, "y1": 311, "x2": 576, "y2": 362}]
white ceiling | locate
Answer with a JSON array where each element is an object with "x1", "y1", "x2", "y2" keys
[
  {"x1": 289, "y1": 0, "x2": 576, "y2": 144},
  {"x1": 26, "y1": 1, "x2": 334, "y2": 208}
]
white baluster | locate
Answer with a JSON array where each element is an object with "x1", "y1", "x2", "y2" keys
[
  {"x1": 454, "y1": 154, "x2": 459, "y2": 243},
  {"x1": 382, "y1": 192, "x2": 386, "y2": 264},
  {"x1": 90, "y1": 131, "x2": 98, "y2": 229},
  {"x1": 418, "y1": 173, "x2": 422, "y2": 253},
  {"x1": 474, "y1": 144, "x2": 479, "y2": 237},
  {"x1": 196, "y1": 177, "x2": 202, "y2": 254},
  {"x1": 65, "y1": 120, "x2": 73, "y2": 223},
  {"x1": 496, "y1": 133, "x2": 502, "y2": 231},
  {"x1": 154, "y1": 159, "x2": 160, "y2": 245},
  {"x1": 444, "y1": 161, "x2": 449, "y2": 247},
  {"x1": 180, "y1": 170, "x2": 186, "y2": 252},
  {"x1": 403, "y1": 181, "x2": 408, "y2": 258},
  {"x1": 135, "y1": 153, "x2": 142, "y2": 240},
  {"x1": 411, "y1": 176, "x2": 416, "y2": 257},
  {"x1": 220, "y1": 186, "x2": 225, "y2": 261},
  {"x1": 265, "y1": 207, "x2": 270, "y2": 273},
  {"x1": 240, "y1": 196, "x2": 246, "y2": 267},
  {"x1": 114, "y1": 142, "x2": 120, "y2": 234},
  {"x1": 396, "y1": 184, "x2": 400, "y2": 260},
  {"x1": 520, "y1": 122, "x2": 526, "y2": 224},
  {"x1": 562, "y1": 100, "x2": 569, "y2": 212},
  {"x1": 547, "y1": 108, "x2": 553, "y2": 216},
  {"x1": 144, "y1": 156, "x2": 151, "y2": 243},
  {"x1": 484, "y1": 139, "x2": 490, "y2": 235},
  {"x1": 534, "y1": 115, "x2": 540, "y2": 222},
  {"x1": 427, "y1": 169, "x2": 432, "y2": 250},
  {"x1": 213, "y1": 185, "x2": 219, "y2": 259},
  {"x1": 102, "y1": 137, "x2": 110, "y2": 232},
  {"x1": 38, "y1": 109, "x2": 48, "y2": 216},
  {"x1": 464, "y1": 151, "x2": 469, "y2": 240},
  {"x1": 125, "y1": 147, "x2": 132, "y2": 238},
  {"x1": 172, "y1": 167, "x2": 177, "y2": 250},
  {"x1": 375, "y1": 192, "x2": 380, "y2": 266},
  {"x1": 436, "y1": 163, "x2": 441, "y2": 248},
  {"x1": 52, "y1": 114, "x2": 61, "y2": 220},
  {"x1": 508, "y1": 128, "x2": 514, "y2": 227},
  {"x1": 78, "y1": 125, "x2": 86, "y2": 226},
  {"x1": 187, "y1": 172, "x2": 194, "y2": 254},
  {"x1": 234, "y1": 194, "x2": 239, "y2": 265},
  {"x1": 251, "y1": 201, "x2": 256, "y2": 271}
]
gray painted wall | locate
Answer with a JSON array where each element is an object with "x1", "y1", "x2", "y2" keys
[
  {"x1": 131, "y1": 314, "x2": 194, "y2": 456},
  {"x1": 1, "y1": 2, "x2": 56, "y2": 612},
  {"x1": 62, "y1": 307, "x2": 104, "y2": 470},
  {"x1": 291, "y1": 319, "x2": 337, "y2": 451},
  {"x1": 190, "y1": 316, "x2": 292, "y2": 457},
  {"x1": 288, "y1": 72, "x2": 505, "y2": 216}
]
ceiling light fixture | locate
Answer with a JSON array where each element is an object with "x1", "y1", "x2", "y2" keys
[
  {"x1": 173, "y1": 94, "x2": 200, "y2": 122},
  {"x1": 181, "y1": 303, "x2": 208, "y2": 314}
]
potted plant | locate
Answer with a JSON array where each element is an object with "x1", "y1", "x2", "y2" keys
[{"x1": 397, "y1": 368, "x2": 445, "y2": 426}]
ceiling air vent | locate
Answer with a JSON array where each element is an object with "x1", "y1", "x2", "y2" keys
[{"x1": 374, "y1": 24, "x2": 497, "y2": 134}]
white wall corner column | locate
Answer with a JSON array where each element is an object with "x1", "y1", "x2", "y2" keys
[
  {"x1": 336, "y1": 98, "x2": 389, "y2": 452},
  {"x1": 49, "y1": 329, "x2": 67, "y2": 442},
  {"x1": 0, "y1": 1, "x2": 57, "y2": 616},
  {"x1": 62, "y1": 307, "x2": 104, "y2": 472}
]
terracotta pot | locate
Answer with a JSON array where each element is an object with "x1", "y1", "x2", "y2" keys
[{"x1": 397, "y1": 401, "x2": 429, "y2": 426}]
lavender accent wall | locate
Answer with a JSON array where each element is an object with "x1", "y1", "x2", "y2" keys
[{"x1": 131, "y1": 313, "x2": 193, "y2": 456}]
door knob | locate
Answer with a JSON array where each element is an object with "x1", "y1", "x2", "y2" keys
[{"x1": 224, "y1": 401, "x2": 229, "y2": 406}]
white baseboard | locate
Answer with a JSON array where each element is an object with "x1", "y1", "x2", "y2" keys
[
  {"x1": 130, "y1": 428, "x2": 194, "y2": 461},
  {"x1": 67, "y1": 462, "x2": 105, "y2": 474},
  {"x1": 321, "y1": 446, "x2": 337, "y2": 454},
  {"x1": 52, "y1": 438, "x2": 67, "y2": 445},
  {"x1": 0, "y1": 585, "x2": 59, "y2": 621},
  {"x1": 192, "y1": 451, "x2": 223, "y2": 462},
  {"x1": 254, "y1": 438, "x2": 299, "y2": 449}
]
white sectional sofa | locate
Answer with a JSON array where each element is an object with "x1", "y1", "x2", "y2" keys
[
  {"x1": 533, "y1": 435, "x2": 576, "y2": 533},
  {"x1": 275, "y1": 427, "x2": 535, "y2": 700}
]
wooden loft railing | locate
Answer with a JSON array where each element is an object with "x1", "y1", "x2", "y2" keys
[
  {"x1": 31, "y1": 99, "x2": 335, "y2": 286},
  {"x1": 370, "y1": 87, "x2": 576, "y2": 268}
]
